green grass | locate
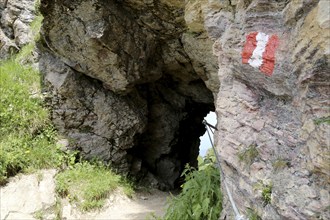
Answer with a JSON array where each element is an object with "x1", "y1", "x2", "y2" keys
[
  {"x1": 163, "y1": 154, "x2": 222, "y2": 220},
  {"x1": 55, "y1": 161, "x2": 134, "y2": 211},
  {"x1": 0, "y1": 58, "x2": 61, "y2": 184},
  {"x1": 0, "y1": 12, "x2": 57, "y2": 184},
  {"x1": 0, "y1": 12, "x2": 135, "y2": 213}
]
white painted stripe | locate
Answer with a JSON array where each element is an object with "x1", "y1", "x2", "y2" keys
[{"x1": 248, "y1": 32, "x2": 269, "y2": 68}]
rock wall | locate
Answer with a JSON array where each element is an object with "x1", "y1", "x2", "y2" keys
[
  {"x1": 38, "y1": 0, "x2": 329, "y2": 218},
  {"x1": 39, "y1": 0, "x2": 216, "y2": 190},
  {"x1": 0, "y1": 0, "x2": 36, "y2": 59},
  {"x1": 199, "y1": 0, "x2": 329, "y2": 219}
]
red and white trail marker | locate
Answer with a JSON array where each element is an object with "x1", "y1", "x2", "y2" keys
[{"x1": 242, "y1": 32, "x2": 279, "y2": 76}]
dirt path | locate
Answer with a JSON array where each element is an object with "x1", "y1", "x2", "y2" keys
[
  {"x1": 0, "y1": 170, "x2": 173, "y2": 220},
  {"x1": 96, "y1": 189, "x2": 170, "y2": 219},
  {"x1": 62, "y1": 188, "x2": 172, "y2": 220}
]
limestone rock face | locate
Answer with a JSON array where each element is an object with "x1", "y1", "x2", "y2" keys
[
  {"x1": 208, "y1": 0, "x2": 329, "y2": 219},
  {"x1": 0, "y1": 0, "x2": 35, "y2": 59},
  {"x1": 0, "y1": 169, "x2": 57, "y2": 219},
  {"x1": 39, "y1": 0, "x2": 215, "y2": 189},
  {"x1": 39, "y1": 0, "x2": 329, "y2": 218}
]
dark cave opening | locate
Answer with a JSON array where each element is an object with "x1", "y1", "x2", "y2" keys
[{"x1": 127, "y1": 75, "x2": 215, "y2": 190}]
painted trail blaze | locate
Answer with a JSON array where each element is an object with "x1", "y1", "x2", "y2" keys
[{"x1": 242, "y1": 32, "x2": 279, "y2": 76}]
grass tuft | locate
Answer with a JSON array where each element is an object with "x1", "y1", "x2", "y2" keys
[
  {"x1": 55, "y1": 161, "x2": 133, "y2": 211},
  {"x1": 261, "y1": 184, "x2": 272, "y2": 205},
  {"x1": 272, "y1": 158, "x2": 289, "y2": 172},
  {"x1": 238, "y1": 145, "x2": 259, "y2": 166}
]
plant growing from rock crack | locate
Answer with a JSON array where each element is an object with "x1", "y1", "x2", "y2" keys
[
  {"x1": 247, "y1": 208, "x2": 262, "y2": 220},
  {"x1": 261, "y1": 183, "x2": 272, "y2": 205},
  {"x1": 254, "y1": 181, "x2": 272, "y2": 206},
  {"x1": 272, "y1": 158, "x2": 289, "y2": 172},
  {"x1": 237, "y1": 145, "x2": 259, "y2": 166},
  {"x1": 313, "y1": 116, "x2": 330, "y2": 125}
]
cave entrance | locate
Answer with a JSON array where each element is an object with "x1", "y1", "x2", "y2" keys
[{"x1": 128, "y1": 79, "x2": 216, "y2": 190}]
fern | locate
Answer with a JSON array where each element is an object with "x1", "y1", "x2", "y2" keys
[{"x1": 163, "y1": 156, "x2": 222, "y2": 220}]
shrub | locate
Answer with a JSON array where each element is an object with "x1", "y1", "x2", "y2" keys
[{"x1": 163, "y1": 155, "x2": 222, "y2": 220}]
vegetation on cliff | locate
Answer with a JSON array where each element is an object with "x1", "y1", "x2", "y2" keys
[
  {"x1": 162, "y1": 152, "x2": 223, "y2": 220},
  {"x1": 0, "y1": 15, "x2": 59, "y2": 183},
  {"x1": 0, "y1": 15, "x2": 134, "y2": 211}
]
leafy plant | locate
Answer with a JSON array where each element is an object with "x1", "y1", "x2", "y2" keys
[
  {"x1": 163, "y1": 155, "x2": 222, "y2": 220},
  {"x1": 34, "y1": 210, "x2": 44, "y2": 220},
  {"x1": 238, "y1": 145, "x2": 259, "y2": 166}
]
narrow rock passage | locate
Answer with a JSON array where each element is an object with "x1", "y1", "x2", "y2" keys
[{"x1": 0, "y1": 170, "x2": 172, "y2": 220}]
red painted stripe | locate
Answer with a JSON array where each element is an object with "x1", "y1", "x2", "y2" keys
[
  {"x1": 260, "y1": 35, "x2": 279, "y2": 76},
  {"x1": 242, "y1": 32, "x2": 258, "y2": 64}
]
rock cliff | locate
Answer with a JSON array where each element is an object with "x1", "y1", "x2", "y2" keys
[
  {"x1": 37, "y1": 0, "x2": 329, "y2": 219},
  {"x1": 207, "y1": 0, "x2": 329, "y2": 219},
  {"x1": 39, "y1": 0, "x2": 216, "y2": 190},
  {"x1": 0, "y1": 0, "x2": 36, "y2": 59}
]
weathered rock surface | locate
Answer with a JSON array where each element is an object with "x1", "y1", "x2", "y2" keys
[
  {"x1": 0, "y1": 0, "x2": 36, "y2": 59},
  {"x1": 208, "y1": 0, "x2": 329, "y2": 219},
  {"x1": 38, "y1": 0, "x2": 329, "y2": 219},
  {"x1": 0, "y1": 169, "x2": 56, "y2": 220},
  {"x1": 39, "y1": 0, "x2": 215, "y2": 189}
]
